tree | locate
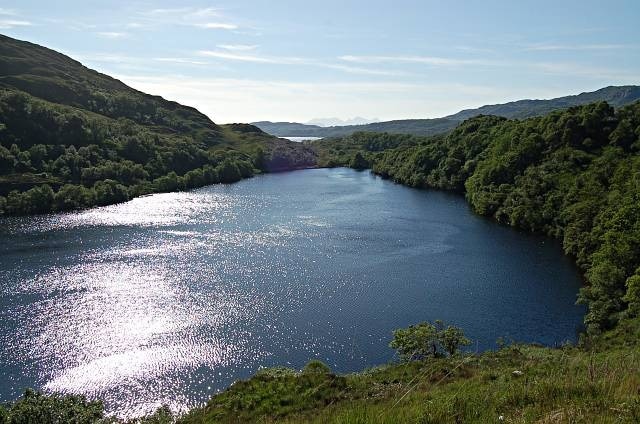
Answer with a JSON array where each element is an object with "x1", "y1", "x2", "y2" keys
[
  {"x1": 0, "y1": 145, "x2": 16, "y2": 174},
  {"x1": 390, "y1": 321, "x2": 471, "y2": 361},
  {"x1": 53, "y1": 184, "x2": 94, "y2": 211},
  {"x1": 390, "y1": 322, "x2": 440, "y2": 361},
  {"x1": 93, "y1": 180, "x2": 129, "y2": 206},
  {"x1": 350, "y1": 151, "x2": 369, "y2": 170},
  {"x1": 153, "y1": 171, "x2": 181, "y2": 193},
  {"x1": 26, "y1": 185, "x2": 54, "y2": 214},
  {"x1": 184, "y1": 168, "x2": 205, "y2": 189},
  {"x1": 623, "y1": 270, "x2": 640, "y2": 317},
  {"x1": 439, "y1": 325, "x2": 471, "y2": 356},
  {"x1": 302, "y1": 360, "x2": 331, "y2": 375},
  {"x1": 217, "y1": 159, "x2": 242, "y2": 183}
]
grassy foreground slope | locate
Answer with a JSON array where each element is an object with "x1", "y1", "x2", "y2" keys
[
  {"x1": 2, "y1": 318, "x2": 637, "y2": 423},
  {"x1": 0, "y1": 34, "x2": 316, "y2": 215},
  {"x1": 178, "y1": 318, "x2": 640, "y2": 424}
]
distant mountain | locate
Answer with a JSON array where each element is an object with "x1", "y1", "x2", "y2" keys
[
  {"x1": 252, "y1": 121, "x2": 326, "y2": 136},
  {"x1": 252, "y1": 118, "x2": 459, "y2": 138},
  {"x1": 253, "y1": 85, "x2": 640, "y2": 138},
  {"x1": 448, "y1": 85, "x2": 640, "y2": 121}
]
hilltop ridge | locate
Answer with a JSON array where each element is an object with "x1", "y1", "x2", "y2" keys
[{"x1": 253, "y1": 85, "x2": 640, "y2": 138}]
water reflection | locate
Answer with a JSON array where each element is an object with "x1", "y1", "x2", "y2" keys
[{"x1": 0, "y1": 168, "x2": 585, "y2": 418}]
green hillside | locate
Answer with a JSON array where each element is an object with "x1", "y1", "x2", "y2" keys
[{"x1": 0, "y1": 34, "x2": 316, "y2": 215}]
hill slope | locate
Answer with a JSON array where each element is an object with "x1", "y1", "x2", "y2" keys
[
  {"x1": 448, "y1": 85, "x2": 640, "y2": 121},
  {"x1": 253, "y1": 85, "x2": 640, "y2": 138},
  {"x1": 0, "y1": 34, "x2": 316, "y2": 215}
]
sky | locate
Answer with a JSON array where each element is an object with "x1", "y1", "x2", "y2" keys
[{"x1": 1, "y1": 0, "x2": 639, "y2": 124}]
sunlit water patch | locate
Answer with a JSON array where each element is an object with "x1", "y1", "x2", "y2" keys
[{"x1": 0, "y1": 168, "x2": 585, "y2": 418}]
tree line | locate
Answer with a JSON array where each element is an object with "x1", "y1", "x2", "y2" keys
[{"x1": 0, "y1": 89, "x2": 316, "y2": 215}]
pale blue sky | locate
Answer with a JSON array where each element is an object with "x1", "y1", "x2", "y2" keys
[{"x1": 1, "y1": 1, "x2": 639, "y2": 123}]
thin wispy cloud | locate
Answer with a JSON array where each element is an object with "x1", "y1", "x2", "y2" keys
[
  {"x1": 139, "y1": 7, "x2": 240, "y2": 31},
  {"x1": 217, "y1": 44, "x2": 259, "y2": 51},
  {"x1": 187, "y1": 7, "x2": 220, "y2": 18},
  {"x1": 154, "y1": 57, "x2": 209, "y2": 65},
  {"x1": 96, "y1": 31, "x2": 129, "y2": 39},
  {"x1": 194, "y1": 23, "x2": 237, "y2": 30},
  {"x1": 44, "y1": 18, "x2": 97, "y2": 31},
  {"x1": 0, "y1": 7, "x2": 33, "y2": 30},
  {"x1": 524, "y1": 43, "x2": 633, "y2": 51},
  {"x1": 0, "y1": 19, "x2": 32, "y2": 29},
  {"x1": 148, "y1": 7, "x2": 217, "y2": 17},
  {"x1": 324, "y1": 64, "x2": 407, "y2": 77},
  {"x1": 72, "y1": 53, "x2": 138, "y2": 64},
  {"x1": 339, "y1": 55, "x2": 489, "y2": 67},
  {"x1": 198, "y1": 50, "x2": 285, "y2": 63},
  {"x1": 197, "y1": 50, "x2": 402, "y2": 76}
]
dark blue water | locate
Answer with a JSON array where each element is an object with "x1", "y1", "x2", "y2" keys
[{"x1": 0, "y1": 168, "x2": 585, "y2": 417}]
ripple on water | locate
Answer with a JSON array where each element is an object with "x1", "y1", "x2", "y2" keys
[{"x1": 0, "y1": 169, "x2": 586, "y2": 419}]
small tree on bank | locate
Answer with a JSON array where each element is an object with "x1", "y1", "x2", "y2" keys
[
  {"x1": 389, "y1": 322, "x2": 439, "y2": 361},
  {"x1": 390, "y1": 321, "x2": 471, "y2": 361}
]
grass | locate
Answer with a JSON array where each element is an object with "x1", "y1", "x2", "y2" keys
[{"x1": 179, "y1": 318, "x2": 640, "y2": 424}]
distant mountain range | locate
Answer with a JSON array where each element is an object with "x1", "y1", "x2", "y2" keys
[{"x1": 253, "y1": 85, "x2": 640, "y2": 138}]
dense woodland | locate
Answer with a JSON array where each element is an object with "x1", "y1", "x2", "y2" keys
[{"x1": 313, "y1": 101, "x2": 640, "y2": 334}]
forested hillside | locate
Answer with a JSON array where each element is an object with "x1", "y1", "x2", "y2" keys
[
  {"x1": 0, "y1": 34, "x2": 316, "y2": 215},
  {"x1": 314, "y1": 101, "x2": 640, "y2": 333}
]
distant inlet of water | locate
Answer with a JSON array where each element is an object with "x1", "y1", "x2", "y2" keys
[{"x1": 0, "y1": 168, "x2": 585, "y2": 418}]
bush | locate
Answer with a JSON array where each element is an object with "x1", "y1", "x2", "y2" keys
[
  {"x1": 53, "y1": 184, "x2": 94, "y2": 211},
  {"x1": 624, "y1": 270, "x2": 640, "y2": 316},
  {"x1": 349, "y1": 151, "x2": 369, "y2": 170},
  {"x1": 93, "y1": 179, "x2": 129, "y2": 206},
  {"x1": 1, "y1": 389, "x2": 108, "y2": 424},
  {"x1": 302, "y1": 360, "x2": 332, "y2": 374},
  {"x1": 217, "y1": 159, "x2": 242, "y2": 183}
]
